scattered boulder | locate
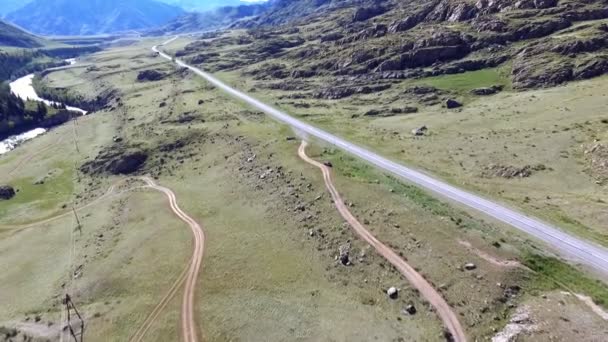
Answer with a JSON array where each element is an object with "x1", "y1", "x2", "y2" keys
[
  {"x1": 137, "y1": 69, "x2": 165, "y2": 82},
  {"x1": 411, "y1": 125, "x2": 428, "y2": 136},
  {"x1": 339, "y1": 242, "x2": 351, "y2": 265},
  {"x1": 403, "y1": 304, "x2": 417, "y2": 315},
  {"x1": 482, "y1": 164, "x2": 546, "y2": 179},
  {"x1": 471, "y1": 85, "x2": 503, "y2": 96},
  {"x1": 0, "y1": 185, "x2": 15, "y2": 200},
  {"x1": 391, "y1": 107, "x2": 419, "y2": 114},
  {"x1": 464, "y1": 263, "x2": 477, "y2": 270},
  {"x1": 584, "y1": 142, "x2": 608, "y2": 182},
  {"x1": 387, "y1": 287, "x2": 399, "y2": 299},
  {"x1": 323, "y1": 161, "x2": 333, "y2": 168},
  {"x1": 446, "y1": 99, "x2": 462, "y2": 108},
  {"x1": 364, "y1": 109, "x2": 381, "y2": 116}
]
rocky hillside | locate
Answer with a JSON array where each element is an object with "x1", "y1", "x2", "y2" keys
[
  {"x1": 5, "y1": 0, "x2": 185, "y2": 36},
  {"x1": 179, "y1": 0, "x2": 608, "y2": 90}
]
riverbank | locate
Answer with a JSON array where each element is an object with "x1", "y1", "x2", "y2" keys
[{"x1": 0, "y1": 60, "x2": 86, "y2": 155}]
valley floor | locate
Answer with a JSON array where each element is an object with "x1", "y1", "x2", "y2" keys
[{"x1": 1, "y1": 38, "x2": 607, "y2": 341}]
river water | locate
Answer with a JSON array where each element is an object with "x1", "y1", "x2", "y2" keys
[{"x1": 0, "y1": 60, "x2": 87, "y2": 155}]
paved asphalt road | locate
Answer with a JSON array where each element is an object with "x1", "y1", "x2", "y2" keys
[{"x1": 153, "y1": 38, "x2": 608, "y2": 279}]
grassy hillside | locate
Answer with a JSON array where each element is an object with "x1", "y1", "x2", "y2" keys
[
  {"x1": 166, "y1": 0, "x2": 608, "y2": 245},
  {"x1": 0, "y1": 20, "x2": 46, "y2": 48}
]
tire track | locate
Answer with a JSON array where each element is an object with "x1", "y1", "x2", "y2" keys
[
  {"x1": 140, "y1": 176, "x2": 204, "y2": 342},
  {"x1": 6, "y1": 135, "x2": 64, "y2": 177},
  {"x1": 298, "y1": 141, "x2": 467, "y2": 342}
]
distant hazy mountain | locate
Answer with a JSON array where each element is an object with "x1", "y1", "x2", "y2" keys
[
  {"x1": 6, "y1": 0, "x2": 185, "y2": 36},
  {"x1": 150, "y1": 2, "x2": 270, "y2": 35},
  {"x1": 0, "y1": 20, "x2": 45, "y2": 48},
  {"x1": 160, "y1": 0, "x2": 267, "y2": 12},
  {"x1": 0, "y1": 0, "x2": 31, "y2": 16}
]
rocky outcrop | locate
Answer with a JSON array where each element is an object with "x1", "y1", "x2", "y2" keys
[
  {"x1": 313, "y1": 84, "x2": 391, "y2": 99},
  {"x1": 137, "y1": 69, "x2": 165, "y2": 82},
  {"x1": 352, "y1": 6, "x2": 387, "y2": 22},
  {"x1": 291, "y1": 69, "x2": 316, "y2": 78},
  {"x1": 0, "y1": 185, "x2": 15, "y2": 200},
  {"x1": 320, "y1": 32, "x2": 343, "y2": 42},
  {"x1": 388, "y1": 16, "x2": 419, "y2": 33},
  {"x1": 513, "y1": 35, "x2": 608, "y2": 89},
  {"x1": 246, "y1": 63, "x2": 289, "y2": 80},
  {"x1": 574, "y1": 56, "x2": 608, "y2": 79},
  {"x1": 426, "y1": 1, "x2": 479, "y2": 22},
  {"x1": 81, "y1": 148, "x2": 148, "y2": 175},
  {"x1": 189, "y1": 52, "x2": 219, "y2": 64},
  {"x1": 561, "y1": 8, "x2": 608, "y2": 22},
  {"x1": 512, "y1": 57, "x2": 574, "y2": 89},
  {"x1": 340, "y1": 24, "x2": 388, "y2": 44},
  {"x1": 375, "y1": 44, "x2": 470, "y2": 71},
  {"x1": 250, "y1": 37, "x2": 305, "y2": 56},
  {"x1": 433, "y1": 56, "x2": 510, "y2": 75},
  {"x1": 511, "y1": 18, "x2": 571, "y2": 41},
  {"x1": 482, "y1": 164, "x2": 546, "y2": 178},
  {"x1": 549, "y1": 37, "x2": 608, "y2": 55}
]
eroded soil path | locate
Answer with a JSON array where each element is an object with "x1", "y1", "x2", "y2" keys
[{"x1": 298, "y1": 140, "x2": 467, "y2": 342}]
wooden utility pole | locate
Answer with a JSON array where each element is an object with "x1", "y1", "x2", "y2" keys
[{"x1": 72, "y1": 207, "x2": 82, "y2": 235}]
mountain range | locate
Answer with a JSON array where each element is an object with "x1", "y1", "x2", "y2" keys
[
  {"x1": 161, "y1": 0, "x2": 267, "y2": 12},
  {"x1": 5, "y1": 0, "x2": 185, "y2": 36},
  {"x1": 151, "y1": 1, "x2": 271, "y2": 34},
  {"x1": 0, "y1": 20, "x2": 46, "y2": 48}
]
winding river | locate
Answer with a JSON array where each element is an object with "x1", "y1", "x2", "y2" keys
[{"x1": 0, "y1": 59, "x2": 87, "y2": 155}]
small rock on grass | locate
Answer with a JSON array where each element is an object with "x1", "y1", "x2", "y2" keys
[
  {"x1": 446, "y1": 99, "x2": 462, "y2": 109},
  {"x1": 403, "y1": 304, "x2": 416, "y2": 315},
  {"x1": 387, "y1": 287, "x2": 399, "y2": 299}
]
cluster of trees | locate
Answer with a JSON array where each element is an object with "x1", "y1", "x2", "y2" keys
[
  {"x1": 0, "y1": 49, "x2": 66, "y2": 81},
  {"x1": 0, "y1": 46, "x2": 103, "y2": 139},
  {"x1": 0, "y1": 83, "x2": 50, "y2": 139}
]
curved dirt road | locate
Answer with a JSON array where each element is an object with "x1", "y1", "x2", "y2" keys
[
  {"x1": 140, "y1": 176, "x2": 204, "y2": 342},
  {"x1": 298, "y1": 141, "x2": 466, "y2": 342},
  {"x1": 1, "y1": 176, "x2": 205, "y2": 342}
]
